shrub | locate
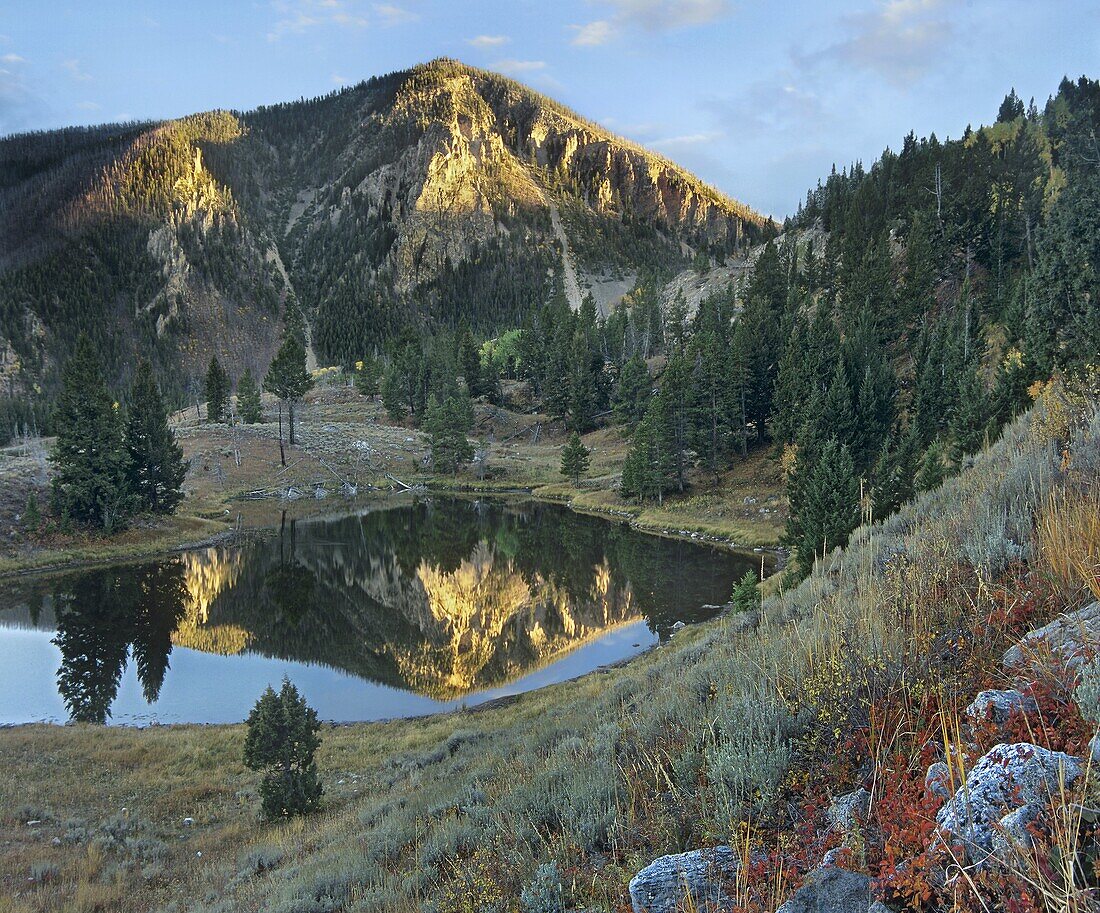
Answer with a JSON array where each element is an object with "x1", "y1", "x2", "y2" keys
[
  {"x1": 520, "y1": 862, "x2": 565, "y2": 913},
  {"x1": 730, "y1": 571, "x2": 760, "y2": 613},
  {"x1": 244, "y1": 678, "x2": 323, "y2": 820}
]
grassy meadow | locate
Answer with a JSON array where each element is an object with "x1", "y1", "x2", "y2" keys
[{"x1": 2, "y1": 379, "x2": 1098, "y2": 912}]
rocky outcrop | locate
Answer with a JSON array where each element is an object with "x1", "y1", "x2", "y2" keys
[
  {"x1": 964, "y1": 689, "x2": 1037, "y2": 724},
  {"x1": 628, "y1": 847, "x2": 739, "y2": 913},
  {"x1": 936, "y1": 743, "x2": 1082, "y2": 857},
  {"x1": 775, "y1": 868, "x2": 891, "y2": 913},
  {"x1": 827, "y1": 788, "x2": 871, "y2": 834},
  {"x1": 1003, "y1": 601, "x2": 1100, "y2": 674}
]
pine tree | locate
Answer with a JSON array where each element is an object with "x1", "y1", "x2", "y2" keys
[
  {"x1": 353, "y1": 357, "x2": 381, "y2": 399},
  {"x1": 264, "y1": 333, "x2": 314, "y2": 464},
  {"x1": 237, "y1": 367, "x2": 263, "y2": 423},
  {"x1": 50, "y1": 334, "x2": 135, "y2": 532},
  {"x1": 204, "y1": 355, "x2": 230, "y2": 424},
  {"x1": 125, "y1": 360, "x2": 189, "y2": 515},
  {"x1": 425, "y1": 394, "x2": 475, "y2": 474},
  {"x1": 915, "y1": 441, "x2": 947, "y2": 492},
  {"x1": 244, "y1": 679, "x2": 323, "y2": 820},
  {"x1": 786, "y1": 437, "x2": 860, "y2": 576},
  {"x1": 871, "y1": 426, "x2": 919, "y2": 520},
  {"x1": 612, "y1": 355, "x2": 652, "y2": 430},
  {"x1": 560, "y1": 431, "x2": 590, "y2": 484},
  {"x1": 620, "y1": 397, "x2": 673, "y2": 504},
  {"x1": 949, "y1": 358, "x2": 989, "y2": 463}
]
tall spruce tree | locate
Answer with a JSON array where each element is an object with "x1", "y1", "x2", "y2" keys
[
  {"x1": 125, "y1": 360, "x2": 188, "y2": 515},
  {"x1": 787, "y1": 437, "x2": 861, "y2": 576},
  {"x1": 204, "y1": 355, "x2": 230, "y2": 424},
  {"x1": 237, "y1": 367, "x2": 263, "y2": 423},
  {"x1": 612, "y1": 354, "x2": 652, "y2": 430},
  {"x1": 560, "y1": 431, "x2": 590, "y2": 484},
  {"x1": 425, "y1": 394, "x2": 474, "y2": 474},
  {"x1": 264, "y1": 333, "x2": 314, "y2": 463},
  {"x1": 51, "y1": 334, "x2": 135, "y2": 531}
]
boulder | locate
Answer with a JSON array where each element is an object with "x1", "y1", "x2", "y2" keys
[
  {"x1": 965, "y1": 689, "x2": 1037, "y2": 724},
  {"x1": 936, "y1": 743, "x2": 1082, "y2": 857},
  {"x1": 990, "y1": 804, "x2": 1041, "y2": 862},
  {"x1": 1091, "y1": 732, "x2": 1100, "y2": 765},
  {"x1": 628, "y1": 846, "x2": 738, "y2": 913},
  {"x1": 776, "y1": 868, "x2": 891, "y2": 913},
  {"x1": 925, "y1": 762, "x2": 952, "y2": 802},
  {"x1": 827, "y1": 788, "x2": 871, "y2": 834},
  {"x1": 1003, "y1": 601, "x2": 1100, "y2": 673}
]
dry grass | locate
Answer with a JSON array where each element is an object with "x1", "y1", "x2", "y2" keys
[{"x1": 1037, "y1": 484, "x2": 1100, "y2": 603}]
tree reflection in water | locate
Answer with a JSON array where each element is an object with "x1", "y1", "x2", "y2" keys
[{"x1": 6, "y1": 498, "x2": 760, "y2": 723}]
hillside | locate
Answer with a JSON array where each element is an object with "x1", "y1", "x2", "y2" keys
[{"x1": 0, "y1": 58, "x2": 770, "y2": 415}]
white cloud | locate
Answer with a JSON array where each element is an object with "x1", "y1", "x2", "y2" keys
[
  {"x1": 267, "y1": 0, "x2": 370, "y2": 41},
  {"x1": 649, "y1": 130, "x2": 723, "y2": 149},
  {"x1": 571, "y1": 20, "x2": 614, "y2": 46},
  {"x1": 467, "y1": 34, "x2": 509, "y2": 49},
  {"x1": 373, "y1": 3, "x2": 417, "y2": 25},
  {"x1": 332, "y1": 73, "x2": 349, "y2": 85},
  {"x1": 492, "y1": 59, "x2": 547, "y2": 75},
  {"x1": 807, "y1": 0, "x2": 954, "y2": 87},
  {"x1": 61, "y1": 59, "x2": 92, "y2": 82},
  {"x1": 572, "y1": 0, "x2": 731, "y2": 47},
  {"x1": 1, "y1": 53, "x2": 25, "y2": 64},
  {"x1": 77, "y1": 100, "x2": 101, "y2": 111}
]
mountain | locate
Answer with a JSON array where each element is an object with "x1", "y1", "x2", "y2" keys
[{"x1": 0, "y1": 58, "x2": 771, "y2": 409}]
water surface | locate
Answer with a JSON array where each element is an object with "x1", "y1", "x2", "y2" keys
[{"x1": 0, "y1": 497, "x2": 760, "y2": 725}]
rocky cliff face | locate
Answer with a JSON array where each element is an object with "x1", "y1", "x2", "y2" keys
[{"x1": 0, "y1": 58, "x2": 771, "y2": 398}]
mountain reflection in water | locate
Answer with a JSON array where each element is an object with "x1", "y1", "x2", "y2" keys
[{"x1": 0, "y1": 498, "x2": 760, "y2": 724}]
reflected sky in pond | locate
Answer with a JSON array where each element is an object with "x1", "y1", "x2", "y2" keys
[{"x1": 0, "y1": 497, "x2": 761, "y2": 725}]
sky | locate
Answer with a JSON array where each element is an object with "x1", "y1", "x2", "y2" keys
[{"x1": 1, "y1": 1, "x2": 1097, "y2": 218}]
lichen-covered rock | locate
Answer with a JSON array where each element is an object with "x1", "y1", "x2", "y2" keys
[
  {"x1": 776, "y1": 868, "x2": 890, "y2": 913},
  {"x1": 936, "y1": 743, "x2": 1082, "y2": 856},
  {"x1": 990, "y1": 804, "x2": 1041, "y2": 862},
  {"x1": 925, "y1": 762, "x2": 952, "y2": 801},
  {"x1": 827, "y1": 788, "x2": 871, "y2": 834},
  {"x1": 1090, "y1": 732, "x2": 1100, "y2": 764},
  {"x1": 965, "y1": 689, "x2": 1037, "y2": 724},
  {"x1": 628, "y1": 846, "x2": 738, "y2": 913},
  {"x1": 1004, "y1": 601, "x2": 1100, "y2": 673}
]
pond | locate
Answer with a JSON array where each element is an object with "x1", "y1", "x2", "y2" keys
[{"x1": 0, "y1": 497, "x2": 764, "y2": 725}]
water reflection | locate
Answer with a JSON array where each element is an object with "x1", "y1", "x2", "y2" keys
[{"x1": 0, "y1": 498, "x2": 760, "y2": 723}]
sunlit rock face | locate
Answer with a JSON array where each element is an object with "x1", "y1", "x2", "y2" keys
[{"x1": 173, "y1": 549, "x2": 251, "y2": 656}]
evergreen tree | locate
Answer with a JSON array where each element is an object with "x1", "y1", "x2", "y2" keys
[
  {"x1": 204, "y1": 355, "x2": 230, "y2": 424},
  {"x1": 264, "y1": 333, "x2": 314, "y2": 463},
  {"x1": 949, "y1": 359, "x2": 989, "y2": 463},
  {"x1": 382, "y1": 364, "x2": 407, "y2": 421},
  {"x1": 237, "y1": 367, "x2": 263, "y2": 423},
  {"x1": 871, "y1": 426, "x2": 919, "y2": 520},
  {"x1": 787, "y1": 438, "x2": 861, "y2": 576},
  {"x1": 612, "y1": 354, "x2": 652, "y2": 430},
  {"x1": 458, "y1": 330, "x2": 484, "y2": 398},
  {"x1": 125, "y1": 360, "x2": 188, "y2": 515},
  {"x1": 560, "y1": 431, "x2": 590, "y2": 484},
  {"x1": 244, "y1": 679, "x2": 323, "y2": 820},
  {"x1": 353, "y1": 357, "x2": 382, "y2": 399},
  {"x1": 620, "y1": 397, "x2": 674, "y2": 504},
  {"x1": 425, "y1": 394, "x2": 475, "y2": 474},
  {"x1": 915, "y1": 441, "x2": 947, "y2": 492},
  {"x1": 730, "y1": 571, "x2": 760, "y2": 613},
  {"x1": 51, "y1": 334, "x2": 135, "y2": 532}
]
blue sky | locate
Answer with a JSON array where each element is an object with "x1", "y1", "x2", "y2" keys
[{"x1": 1, "y1": 1, "x2": 1096, "y2": 216}]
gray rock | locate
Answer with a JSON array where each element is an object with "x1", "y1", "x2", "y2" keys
[
  {"x1": 628, "y1": 846, "x2": 738, "y2": 913},
  {"x1": 925, "y1": 762, "x2": 952, "y2": 801},
  {"x1": 827, "y1": 788, "x2": 871, "y2": 834},
  {"x1": 1004, "y1": 601, "x2": 1100, "y2": 673},
  {"x1": 965, "y1": 689, "x2": 1037, "y2": 724},
  {"x1": 990, "y1": 804, "x2": 1041, "y2": 862},
  {"x1": 1089, "y1": 732, "x2": 1100, "y2": 765},
  {"x1": 936, "y1": 743, "x2": 1082, "y2": 857},
  {"x1": 776, "y1": 868, "x2": 887, "y2": 913}
]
